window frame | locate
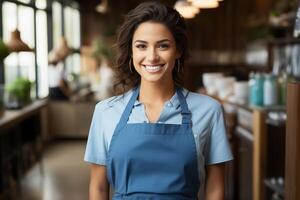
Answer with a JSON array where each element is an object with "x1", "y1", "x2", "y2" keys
[{"x1": 0, "y1": 0, "x2": 80, "y2": 99}]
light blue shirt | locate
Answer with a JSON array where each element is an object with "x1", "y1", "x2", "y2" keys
[{"x1": 84, "y1": 87, "x2": 233, "y2": 186}]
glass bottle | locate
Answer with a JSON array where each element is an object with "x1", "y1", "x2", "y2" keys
[
  {"x1": 250, "y1": 73, "x2": 264, "y2": 106},
  {"x1": 248, "y1": 72, "x2": 255, "y2": 104},
  {"x1": 278, "y1": 73, "x2": 287, "y2": 105},
  {"x1": 264, "y1": 74, "x2": 278, "y2": 106}
]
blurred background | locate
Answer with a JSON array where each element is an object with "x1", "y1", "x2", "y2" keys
[{"x1": 0, "y1": 0, "x2": 300, "y2": 199}]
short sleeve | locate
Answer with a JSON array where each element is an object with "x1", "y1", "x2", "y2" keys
[
  {"x1": 205, "y1": 104, "x2": 233, "y2": 165},
  {"x1": 84, "y1": 103, "x2": 108, "y2": 165}
]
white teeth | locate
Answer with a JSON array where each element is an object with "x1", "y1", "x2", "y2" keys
[{"x1": 143, "y1": 65, "x2": 163, "y2": 73}]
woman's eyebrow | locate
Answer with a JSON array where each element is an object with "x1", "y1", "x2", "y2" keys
[
  {"x1": 134, "y1": 39, "x2": 171, "y2": 44},
  {"x1": 134, "y1": 40, "x2": 147, "y2": 44},
  {"x1": 157, "y1": 39, "x2": 171, "y2": 43}
]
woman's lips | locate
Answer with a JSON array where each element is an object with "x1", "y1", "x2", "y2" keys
[{"x1": 142, "y1": 64, "x2": 165, "y2": 73}]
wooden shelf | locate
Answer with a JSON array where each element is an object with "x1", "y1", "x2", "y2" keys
[
  {"x1": 0, "y1": 100, "x2": 47, "y2": 199},
  {"x1": 0, "y1": 100, "x2": 48, "y2": 130},
  {"x1": 268, "y1": 37, "x2": 300, "y2": 46}
]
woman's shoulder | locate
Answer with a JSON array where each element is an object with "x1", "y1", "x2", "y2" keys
[
  {"x1": 94, "y1": 89, "x2": 134, "y2": 112},
  {"x1": 183, "y1": 88, "x2": 222, "y2": 111}
]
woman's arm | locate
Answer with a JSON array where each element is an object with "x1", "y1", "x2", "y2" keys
[
  {"x1": 205, "y1": 163, "x2": 225, "y2": 200},
  {"x1": 89, "y1": 164, "x2": 110, "y2": 200}
]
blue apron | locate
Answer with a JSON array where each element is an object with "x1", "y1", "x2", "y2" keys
[{"x1": 106, "y1": 86, "x2": 200, "y2": 200}]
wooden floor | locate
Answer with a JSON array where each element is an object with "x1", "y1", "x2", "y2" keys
[
  {"x1": 17, "y1": 140, "x2": 90, "y2": 200},
  {"x1": 13, "y1": 140, "x2": 235, "y2": 200}
]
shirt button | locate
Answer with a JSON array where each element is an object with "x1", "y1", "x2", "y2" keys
[{"x1": 167, "y1": 103, "x2": 172, "y2": 107}]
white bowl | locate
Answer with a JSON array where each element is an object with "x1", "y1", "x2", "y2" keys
[
  {"x1": 215, "y1": 77, "x2": 235, "y2": 97},
  {"x1": 202, "y1": 73, "x2": 223, "y2": 95},
  {"x1": 234, "y1": 81, "x2": 249, "y2": 98}
]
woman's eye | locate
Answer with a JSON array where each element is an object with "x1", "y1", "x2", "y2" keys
[
  {"x1": 136, "y1": 44, "x2": 147, "y2": 49},
  {"x1": 158, "y1": 44, "x2": 169, "y2": 50}
]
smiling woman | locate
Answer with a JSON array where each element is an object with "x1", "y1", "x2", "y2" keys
[
  {"x1": 113, "y1": 1, "x2": 188, "y2": 93},
  {"x1": 84, "y1": 1, "x2": 233, "y2": 200},
  {"x1": 132, "y1": 22, "x2": 180, "y2": 84}
]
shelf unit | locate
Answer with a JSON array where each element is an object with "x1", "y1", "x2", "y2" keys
[
  {"x1": 221, "y1": 100, "x2": 286, "y2": 200},
  {"x1": 0, "y1": 100, "x2": 47, "y2": 199}
]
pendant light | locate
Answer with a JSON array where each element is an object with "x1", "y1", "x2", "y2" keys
[
  {"x1": 174, "y1": 0, "x2": 199, "y2": 19},
  {"x1": 6, "y1": 29, "x2": 33, "y2": 52},
  {"x1": 96, "y1": 0, "x2": 109, "y2": 13},
  {"x1": 48, "y1": 37, "x2": 71, "y2": 64},
  {"x1": 189, "y1": 0, "x2": 219, "y2": 9}
]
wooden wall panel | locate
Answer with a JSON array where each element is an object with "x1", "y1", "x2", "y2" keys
[
  {"x1": 285, "y1": 82, "x2": 300, "y2": 200},
  {"x1": 79, "y1": 0, "x2": 257, "y2": 50}
]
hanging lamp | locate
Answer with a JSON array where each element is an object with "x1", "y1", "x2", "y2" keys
[
  {"x1": 189, "y1": 0, "x2": 219, "y2": 9},
  {"x1": 6, "y1": 29, "x2": 33, "y2": 52},
  {"x1": 174, "y1": 0, "x2": 199, "y2": 19},
  {"x1": 48, "y1": 37, "x2": 71, "y2": 64},
  {"x1": 96, "y1": 0, "x2": 109, "y2": 13}
]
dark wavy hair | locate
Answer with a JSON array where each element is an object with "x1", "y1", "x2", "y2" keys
[{"x1": 113, "y1": 1, "x2": 188, "y2": 93}]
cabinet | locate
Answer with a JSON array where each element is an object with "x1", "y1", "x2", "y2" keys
[
  {"x1": 48, "y1": 101, "x2": 95, "y2": 138},
  {"x1": 235, "y1": 125, "x2": 253, "y2": 200},
  {"x1": 264, "y1": 121, "x2": 285, "y2": 200},
  {"x1": 0, "y1": 100, "x2": 47, "y2": 199},
  {"x1": 225, "y1": 102, "x2": 286, "y2": 200}
]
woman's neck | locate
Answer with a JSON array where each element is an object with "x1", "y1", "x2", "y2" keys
[{"x1": 139, "y1": 81, "x2": 175, "y2": 106}]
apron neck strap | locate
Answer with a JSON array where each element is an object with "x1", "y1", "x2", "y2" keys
[
  {"x1": 117, "y1": 86, "x2": 140, "y2": 128},
  {"x1": 175, "y1": 86, "x2": 192, "y2": 125},
  {"x1": 117, "y1": 85, "x2": 192, "y2": 128}
]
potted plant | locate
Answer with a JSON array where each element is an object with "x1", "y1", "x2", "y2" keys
[{"x1": 5, "y1": 77, "x2": 32, "y2": 109}]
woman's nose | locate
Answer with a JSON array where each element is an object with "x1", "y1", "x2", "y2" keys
[{"x1": 147, "y1": 48, "x2": 159, "y2": 62}]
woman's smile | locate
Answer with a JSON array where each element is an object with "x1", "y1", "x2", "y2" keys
[{"x1": 142, "y1": 64, "x2": 165, "y2": 73}]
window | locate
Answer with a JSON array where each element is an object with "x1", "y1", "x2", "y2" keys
[
  {"x1": 52, "y1": 1, "x2": 62, "y2": 50},
  {"x1": 36, "y1": 10, "x2": 48, "y2": 97},
  {"x1": 1, "y1": 0, "x2": 81, "y2": 98},
  {"x1": 36, "y1": 0, "x2": 47, "y2": 10},
  {"x1": 64, "y1": 6, "x2": 81, "y2": 75},
  {"x1": 2, "y1": 1, "x2": 37, "y2": 97},
  {"x1": 2, "y1": 2, "x2": 18, "y2": 84},
  {"x1": 18, "y1": 6, "x2": 35, "y2": 82},
  {"x1": 18, "y1": 0, "x2": 31, "y2": 4}
]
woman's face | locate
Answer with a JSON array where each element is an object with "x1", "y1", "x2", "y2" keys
[{"x1": 132, "y1": 21, "x2": 180, "y2": 84}]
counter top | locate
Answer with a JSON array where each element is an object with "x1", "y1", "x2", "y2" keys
[
  {"x1": 0, "y1": 99, "x2": 48, "y2": 130},
  {"x1": 200, "y1": 90, "x2": 286, "y2": 112}
]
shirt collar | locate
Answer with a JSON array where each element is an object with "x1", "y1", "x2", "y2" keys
[
  {"x1": 134, "y1": 100, "x2": 142, "y2": 107},
  {"x1": 170, "y1": 87, "x2": 189, "y2": 109},
  {"x1": 133, "y1": 87, "x2": 189, "y2": 109}
]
